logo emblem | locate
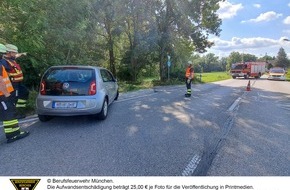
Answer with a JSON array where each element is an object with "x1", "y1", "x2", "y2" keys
[
  {"x1": 63, "y1": 82, "x2": 70, "y2": 89},
  {"x1": 10, "y1": 179, "x2": 40, "y2": 190}
]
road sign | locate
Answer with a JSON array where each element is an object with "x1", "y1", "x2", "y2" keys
[{"x1": 167, "y1": 61, "x2": 171, "y2": 67}]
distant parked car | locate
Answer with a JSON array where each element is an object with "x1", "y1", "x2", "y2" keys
[
  {"x1": 267, "y1": 67, "x2": 286, "y2": 81},
  {"x1": 36, "y1": 65, "x2": 119, "y2": 121}
]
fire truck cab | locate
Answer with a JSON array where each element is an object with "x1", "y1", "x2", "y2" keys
[{"x1": 230, "y1": 62, "x2": 266, "y2": 79}]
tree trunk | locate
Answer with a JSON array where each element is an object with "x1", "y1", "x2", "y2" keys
[
  {"x1": 159, "y1": 0, "x2": 172, "y2": 82},
  {"x1": 105, "y1": 14, "x2": 116, "y2": 77},
  {"x1": 159, "y1": 49, "x2": 166, "y2": 81},
  {"x1": 108, "y1": 38, "x2": 116, "y2": 76}
]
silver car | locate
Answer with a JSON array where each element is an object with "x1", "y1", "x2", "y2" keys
[
  {"x1": 36, "y1": 65, "x2": 119, "y2": 121},
  {"x1": 267, "y1": 67, "x2": 286, "y2": 81}
]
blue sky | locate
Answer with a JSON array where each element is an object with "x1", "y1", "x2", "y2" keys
[{"x1": 207, "y1": 0, "x2": 290, "y2": 58}]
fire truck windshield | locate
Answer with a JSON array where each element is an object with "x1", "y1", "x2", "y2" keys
[{"x1": 232, "y1": 64, "x2": 244, "y2": 69}]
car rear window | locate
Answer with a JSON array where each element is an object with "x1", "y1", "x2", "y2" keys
[{"x1": 42, "y1": 67, "x2": 95, "y2": 96}]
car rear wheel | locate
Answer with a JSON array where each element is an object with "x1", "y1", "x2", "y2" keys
[
  {"x1": 97, "y1": 98, "x2": 108, "y2": 120},
  {"x1": 38, "y1": 115, "x2": 53, "y2": 122}
]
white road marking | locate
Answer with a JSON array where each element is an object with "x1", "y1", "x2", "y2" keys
[
  {"x1": 182, "y1": 154, "x2": 201, "y2": 176},
  {"x1": 228, "y1": 97, "x2": 242, "y2": 112}
]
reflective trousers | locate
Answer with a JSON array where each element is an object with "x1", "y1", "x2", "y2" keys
[
  {"x1": 11, "y1": 83, "x2": 29, "y2": 108},
  {"x1": 0, "y1": 96, "x2": 21, "y2": 139},
  {"x1": 185, "y1": 78, "x2": 192, "y2": 94}
]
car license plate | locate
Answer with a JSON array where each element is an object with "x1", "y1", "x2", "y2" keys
[{"x1": 53, "y1": 102, "x2": 77, "y2": 109}]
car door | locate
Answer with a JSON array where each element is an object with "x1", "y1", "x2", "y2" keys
[{"x1": 100, "y1": 69, "x2": 117, "y2": 103}]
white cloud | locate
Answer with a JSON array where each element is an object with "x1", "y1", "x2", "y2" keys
[
  {"x1": 242, "y1": 11, "x2": 283, "y2": 23},
  {"x1": 279, "y1": 37, "x2": 290, "y2": 42},
  {"x1": 253, "y1": 4, "x2": 261, "y2": 8},
  {"x1": 218, "y1": 0, "x2": 243, "y2": 19},
  {"x1": 207, "y1": 37, "x2": 288, "y2": 57},
  {"x1": 283, "y1": 16, "x2": 290, "y2": 24},
  {"x1": 211, "y1": 37, "x2": 277, "y2": 50},
  {"x1": 288, "y1": 3, "x2": 290, "y2": 7}
]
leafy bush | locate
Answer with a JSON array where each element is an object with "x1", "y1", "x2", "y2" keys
[{"x1": 17, "y1": 90, "x2": 38, "y2": 116}]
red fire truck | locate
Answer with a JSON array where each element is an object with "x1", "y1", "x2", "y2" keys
[{"x1": 230, "y1": 62, "x2": 266, "y2": 79}]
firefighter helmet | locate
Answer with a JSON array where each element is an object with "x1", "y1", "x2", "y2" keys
[{"x1": 5, "y1": 44, "x2": 18, "y2": 53}]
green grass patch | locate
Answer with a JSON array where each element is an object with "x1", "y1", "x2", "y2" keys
[
  {"x1": 197, "y1": 72, "x2": 231, "y2": 83},
  {"x1": 118, "y1": 77, "x2": 187, "y2": 93},
  {"x1": 286, "y1": 69, "x2": 290, "y2": 81},
  {"x1": 118, "y1": 81, "x2": 154, "y2": 93},
  {"x1": 118, "y1": 72, "x2": 231, "y2": 92}
]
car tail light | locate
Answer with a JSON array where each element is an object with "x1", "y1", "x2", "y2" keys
[
  {"x1": 89, "y1": 80, "x2": 96, "y2": 95},
  {"x1": 40, "y1": 80, "x2": 46, "y2": 95}
]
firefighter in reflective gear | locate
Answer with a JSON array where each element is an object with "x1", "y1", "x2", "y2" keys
[
  {"x1": 3, "y1": 44, "x2": 29, "y2": 118},
  {"x1": 185, "y1": 61, "x2": 194, "y2": 97},
  {"x1": 0, "y1": 44, "x2": 29, "y2": 143}
]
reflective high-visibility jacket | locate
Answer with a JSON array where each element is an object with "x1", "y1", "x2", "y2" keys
[
  {"x1": 185, "y1": 67, "x2": 194, "y2": 78},
  {"x1": 0, "y1": 65, "x2": 14, "y2": 96},
  {"x1": 5, "y1": 59, "x2": 23, "y2": 82}
]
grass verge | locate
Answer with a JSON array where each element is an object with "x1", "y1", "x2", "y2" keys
[
  {"x1": 286, "y1": 69, "x2": 290, "y2": 81},
  {"x1": 197, "y1": 72, "x2": 232, "y2": 83}
]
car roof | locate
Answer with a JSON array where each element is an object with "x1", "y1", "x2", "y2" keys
[{"x1": 270, "y1": 67, "x2": 284, "y2": 70}]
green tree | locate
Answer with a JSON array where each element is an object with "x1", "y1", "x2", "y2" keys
[
  {"x1": 88, "y1": 0, "x2": 128, "y2": 76},
  {"x1": 226, "y1": 52, "x2": 242, "y2": 71},
  {"x1": 219, "y1": 57, "x2": 227, "y2": 71},
  {"x1": 258, "y1": 54, "x2": 275, "y2": 70},
  {"x1": 0, "y1": 0, "x2": 48, "y2": 88},
  {"x1": 242, "y1": 53, "x2": 257, "y2": 62},
  {"x1": 258, "y1": 54, "x2": 274, "y2": 62},
  {"x1": 275, "y1": 47, "x2": 289, "y2": 68},
  {"x1": 226, "y1": 52, "x2": 257, "y2": 71},
  {"x1": 201, "y1": 53, "x2": 219, "y2": 72},
  {"x1": 43, "y1": 0, "x2": 94, "y2": 65},
  {"x1": 154, "y1": 0, "x2": 223, "y2": 81},
  {"x1": 0, "y1": 0, "x2": 224, "y2": 86},
  {"x1": 122, "y1": 0, "x2": 159, "y2": 81}
]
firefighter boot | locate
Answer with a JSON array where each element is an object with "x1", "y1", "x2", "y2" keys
[
  {"x1": 7, "y1": 130, "x2": 30, "y2": 143},
  {"x1": 185, "y1": 89, "x2": 192, "y2": 97}
]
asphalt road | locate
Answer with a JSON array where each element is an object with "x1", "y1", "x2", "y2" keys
[
  {"x1": 208, "y1": 77, "x2": 290, "y2": 176},
  {"x1": 0, "y1": 77, "x2": 289, "y2": 176}
]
